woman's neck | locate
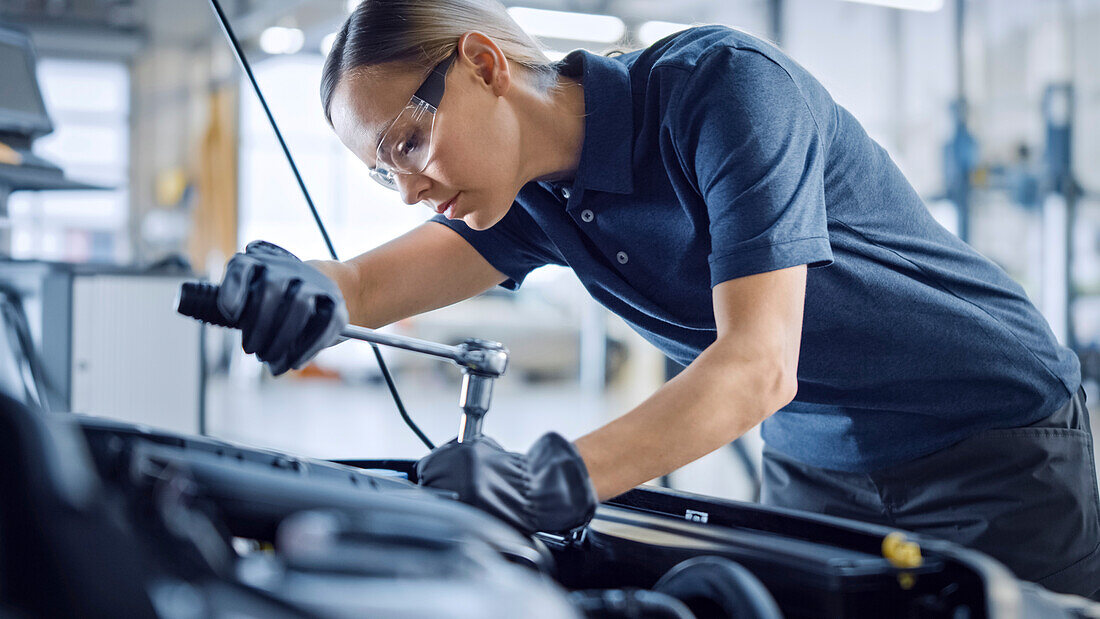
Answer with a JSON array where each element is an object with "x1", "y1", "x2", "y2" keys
[{"x1": 517, "y1": 74, "x2": 586, "y2": 186}]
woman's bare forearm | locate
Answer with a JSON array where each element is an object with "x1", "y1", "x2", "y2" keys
[
  {"x1": 574, "y1": 339, "x2": 796, "y2": 501},
  {"x1": 307, "y1": 258, "x2": 367, "y2": 320},
  {"x1": 308, "y1": 222, "x2": 507, "y2": 329}
]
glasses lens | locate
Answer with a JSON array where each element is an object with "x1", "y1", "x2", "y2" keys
[
  {"x1": 377, "y1": 97, "x2": 437, "y2": 177},
  {"x1": 368, "y1": 166, "x2": 398, "y2": 191}
]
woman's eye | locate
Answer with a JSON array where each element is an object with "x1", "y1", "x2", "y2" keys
[{"x1": 394, "y1": 130, "x2": 422, "y2": 160}]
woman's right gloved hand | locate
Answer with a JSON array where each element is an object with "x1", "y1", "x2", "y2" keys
[{"x1": 216, "y1": 240, "x2": 348, "y2": 376}]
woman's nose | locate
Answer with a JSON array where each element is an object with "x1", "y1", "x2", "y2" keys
[{"x1": 395, "y1": 173, "x2": 430, "y2": 206}]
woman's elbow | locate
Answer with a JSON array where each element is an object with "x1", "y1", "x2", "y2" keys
[
  {"x1": 757, "y1": 360, "x2": 798, "y2": 422},
  {"x1": 774, "y1": 370, "x2": 798, "y2": 410}
]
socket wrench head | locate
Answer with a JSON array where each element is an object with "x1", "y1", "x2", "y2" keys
[{"x1": 455, "y1": 339, "x2": 509, "y2": 377}]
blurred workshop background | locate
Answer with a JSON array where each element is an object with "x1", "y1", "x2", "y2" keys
[{"x1": 1, "y1": 0, "x2": 1097, "y2": 501}]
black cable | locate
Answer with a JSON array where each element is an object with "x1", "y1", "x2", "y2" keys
[
  {"x1": 206, "y1": 0, "x2": 434, "y2": 451},
  {"x1": 207, "y1": 0, "x2": 335, "y2": 259},
  {"x1": 371, "y1": 346, "x2": 434, "y2": 449}
]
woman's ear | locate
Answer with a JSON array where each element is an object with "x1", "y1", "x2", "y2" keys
[{"x1": 458, "y1": 31, "x2": 511, "y2": 97}]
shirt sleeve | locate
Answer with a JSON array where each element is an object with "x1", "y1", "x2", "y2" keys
[
  {"x1": 670, "y1": 46, "x2": 833, "y2": 288},
  {"x1": 429, "y1": 202, "x2": 561, "y2": 291}
]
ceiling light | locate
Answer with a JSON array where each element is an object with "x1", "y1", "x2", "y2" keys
[
  {"x1": 346, "y1": 0, "x2": 362, "y2": 13},
  {"x1": 260, "y1": 26, "x2": 304, "y2": 55},
  {"x1": 840, "y1": 0, "x2": 944, "y2": 11},
  {"x1": 507, "y1": 7, "x2": 625, "y2": 43},
  {"x1": 638, "y1": 21, "x2": 692, "y2": 45},
  {"x1": 320, "y1": 32, "x2": 338, "y2": 56}
]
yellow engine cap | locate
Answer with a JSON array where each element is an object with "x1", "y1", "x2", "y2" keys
[{"x1": 882, "y1": 531, "x2": 923, "y2": 569}]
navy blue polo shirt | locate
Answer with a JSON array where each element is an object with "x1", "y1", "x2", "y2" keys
[{"x1": 431, "y1": 25, "x2": 1080, "y2": 472}]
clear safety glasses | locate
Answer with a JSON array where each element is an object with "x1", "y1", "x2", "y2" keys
[{"x1": 369, "y1": 52, "x2": 456, "y2": 191}]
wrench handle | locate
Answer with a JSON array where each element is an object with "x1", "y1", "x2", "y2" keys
[{"x1": 176, "y1": 282, "x2": 236, "y2": 328}]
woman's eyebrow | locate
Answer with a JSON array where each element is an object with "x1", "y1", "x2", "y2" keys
[{"x1": 371, "y1": 117, "x2": 399, "y2": 150}]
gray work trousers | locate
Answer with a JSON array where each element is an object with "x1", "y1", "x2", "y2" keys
[{"x1": 761, "y1": 387, "x2": 1100, "y2": 598}]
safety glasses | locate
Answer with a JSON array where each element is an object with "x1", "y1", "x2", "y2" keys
[{"x1": 369, "y1": 52, "x2": 456, "y2": 191}]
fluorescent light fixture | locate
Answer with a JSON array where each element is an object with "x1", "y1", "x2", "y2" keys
[
  {"x1": 840, "y1": 0, "x2": 944, "y2": 11},
  {"x1": 638, "y1": 21, "x2": 692, "y2": 45},
  {"x1": 508, "y1": 7, "x2": 625, "y2": 43},
  {"x1": 260, "y1": 26, "x2": 304, "y2": 55},
  {"x1": 320, "y1": 32, "x2": 338, "y2": 56},
  {"x1": 543, "y1": 50, "x2": 569, "y2": 62}
]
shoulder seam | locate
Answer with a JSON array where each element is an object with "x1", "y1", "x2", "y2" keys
[
  {"x1": 661, "y1": 45, "x2": 824, "y2": 142},
  {"x1": 662, "y1": 45, "x2": 825, "y2": 198}
]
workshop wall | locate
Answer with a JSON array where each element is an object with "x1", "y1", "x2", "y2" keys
[{"x1": 129, "y1": 30, "x2": 239, "y2": 269}]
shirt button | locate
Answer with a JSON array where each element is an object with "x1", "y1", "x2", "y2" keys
[
  {"x1": 580, "y1": 209, "x2": 594, "y2": 223},
  {"x1": 560, "y1": 187, "x2": 571, "y2": 199},
  {"x1": 616, "y1": 251, "x2": 629, "y2": 264}
]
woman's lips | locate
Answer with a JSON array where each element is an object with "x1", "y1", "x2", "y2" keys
[{"x1": 438, "y1": 193, "x2": 460, "y2": 219}]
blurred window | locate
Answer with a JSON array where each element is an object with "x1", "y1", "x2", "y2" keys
[
  {"x1": 8, "y1": 58, "x2": 130, "y2": 264},
  {"x1": 239, "y1": 55, "x2": 423, "y2": 258}
]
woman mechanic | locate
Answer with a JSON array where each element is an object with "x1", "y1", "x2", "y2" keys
[{"x1": 213, "y1": 0, "x2": 1099, "y2": 595}]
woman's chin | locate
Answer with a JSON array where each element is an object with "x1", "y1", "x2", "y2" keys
[{"x1": 463, "y1": 205, "x2": 509, "y2": 231}]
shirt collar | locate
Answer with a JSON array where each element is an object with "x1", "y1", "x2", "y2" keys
[{"x1": 558, "y1": 49, "x2": 634, "y2": 195}]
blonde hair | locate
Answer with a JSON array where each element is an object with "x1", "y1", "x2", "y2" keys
[{"x1": 321, "y1": 0, "x2": 559, "y2": 124}]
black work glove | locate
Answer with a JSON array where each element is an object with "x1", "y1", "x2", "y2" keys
[
  {"x1": 416, "y1": 432, "x2": 598, "y2": 536},
  {"x1": 217, "y1": 240, "x2": 348, "y2": 376}
]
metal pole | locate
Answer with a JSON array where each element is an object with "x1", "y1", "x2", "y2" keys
[
  {"x1": 952, "y1": 0, "x2": 971, "y2": 243},
  {"x1": 0, "y1": 184, "x2": 10, "y2": 256},
  {"x1": 954, "y1": 0, "x2": 965, "y2": 105},
  {"x1": 767, "y1": 0, "x2": 785, "y2": 47}
]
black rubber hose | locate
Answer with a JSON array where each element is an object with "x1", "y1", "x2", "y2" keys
[
  {"x1": 568, "y1": 589, "x2": 694, "y2": 618},
  {"x1": 653, "y1": 556, "x2": 782, "y2": 619}
]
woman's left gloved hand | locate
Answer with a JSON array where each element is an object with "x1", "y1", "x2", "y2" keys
[{"x1": 416, "y1": 432, "x2": 598, "y2": 536}]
